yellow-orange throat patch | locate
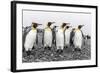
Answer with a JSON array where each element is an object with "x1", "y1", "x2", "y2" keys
[
  {"x1": 32, "y1": 27, "x2": 36, "y2": 31},
  {"x1": 60, "y1": 27, "x2": 64, "y2": 31},
  {"x1": 45, "y1": 27, "x2": 51, "y2": 31},
  {"x1": 75, "y1": 28, "x2": 80, "y2": 32}
]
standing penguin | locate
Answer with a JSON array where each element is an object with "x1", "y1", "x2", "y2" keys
[
  {"x1": 23, "y1": 26, "x2": 32, "y2": 52},
  {"x1": 43, "y1": 22, "x2": 55, "y2": 50},
  {"x1": 24, "y1": 22, "x2": 38, "y2": 57},
  {"x1": 65, "y1": 26, "x2": 72, "y2": 48},
  {"x1": 73, "y1": 25, "x2": 84, "y2": 51},
  {"x1": 56, "y1": 23, "x2": 69, "y2": 54},
  {"x1": 70, "y1": 28, "x2": 75, "y2": 47}
]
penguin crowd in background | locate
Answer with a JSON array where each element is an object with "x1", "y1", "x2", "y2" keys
[{"x1": 23, "y1": 21, "x2": 85, "y2": 57}]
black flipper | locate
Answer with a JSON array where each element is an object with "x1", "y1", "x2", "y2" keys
[
  {"x1": 52, "y1": 27, "x2": 56, "y2": 46},
  {"x1": 70, "y1": 30, "x2": 75, "y2": 46},
  {"x1": 42, "y1": 29, "x2": 44, "y2": 46},
  {"x1": 81, "y1": 30, "x2": 85, "y2": 39},
  {"x1": 81, "y1": 30, "x2": 85, "y2": 46},
  {"x1": 64, "y1": 29, "x2": 66, "y2": 47},
  {"x1": 36, "y1": 29, "x2": 38, "y2": 45}
]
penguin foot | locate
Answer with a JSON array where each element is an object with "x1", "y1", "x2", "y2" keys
[
  {"x1": 26, "y1": 50, "x2": 31, "y2": 56},
  {"x1": 44, "y1": 47, "x2": 48, "y2": 53},
  {"x1": 32, "y1": 46, "x2": 35, "y2": 50},
  {"x1": 77, "y1": 48, "x2": 81, "y2": 51},
  {"x1": 48, "y1": 47, "x2": 51, "y2": 50},
  {"x1": 56, "y1": 49, "x2": 63, "y2": 54},
  {"x1": 66, "y1": 46, "x2": 68, "y2": 48},
  {"x1": 44, "y1": 47, "x2": 47, "y2": 50},
  {"x1": 64, "y1": 46, "x2": 66, "y2": 49},
  {"x1": 74, "y1": 48, "x2": 77, "y2": 51},
  {"x1": 74, "y1": 48, "x2": 81, "y2": 51}
]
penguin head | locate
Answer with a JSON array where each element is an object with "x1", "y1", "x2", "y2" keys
[
  {"x1": 66, "y1": 26, "x2": 72, "y2": 29},
  {"x1": 78, "y1": 25, "x2": 84, "y2": 29},
  {"x1": 61, "y1": 23, "x2": 70, "y2": 28},
  {"x1": 47, "y1": 22, "x2": 55, "y2": 27},
  {"x1": 54, "y1": 26, "x2": 58, "y2": 28},
  {"x1": 32, "y1": 22, "x2": 38, "y2": 28}
]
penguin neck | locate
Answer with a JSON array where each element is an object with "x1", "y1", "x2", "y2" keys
[
  {"x1": 32, "y1": 27, "x2": 36, "y2": 30},
  {"x1": 75, "y1": 28, "x2": 80, "y2": 32},
  {"x1": 77, "y1": 28, "x2": 81, "y2": 30},
  {"x1": 46, "y1": 26, "x2": 51, "y2": 29},
  {"x1": 45, "y1": 26, "x2": 51, "y2": 31},
  {"x1": 60, "y1": 27, "x2": 65, "y2": 31}
]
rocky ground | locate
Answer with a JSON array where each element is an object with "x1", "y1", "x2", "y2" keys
[{"x1": 22, "y1": 39, "x2": 91, "y2": 63}]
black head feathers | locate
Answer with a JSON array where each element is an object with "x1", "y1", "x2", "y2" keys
[
  {"x1": 78, "y1": 25, "x2": 84, "y2": 29},
  {"x1": 47, "y1": 22, "x2": 55, "y2": 27},
  {"x1": 32, "y1": 22, "x2": 38, "y2": 28},
  {"x1": 62, "y1": 23, "x2": 70, "y2": 28}
]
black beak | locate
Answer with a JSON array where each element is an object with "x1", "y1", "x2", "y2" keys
[
  {"x1": 51, "y1": 22, "x2": 55, "y2": 24},
  {"x1": 37, "y1": 24, "x2": 42, "y2": 25},
  {"x1": 69, "y1": 26, "x2": 72, "y2": 27},
  {"x1": 63, "y1": 23, "x2": 70, "y2": 25},
  {"x1": 62, "y1": 23, "x2": 70, "y2": 28},
  {"x1": 80, "y1": 25, "x2": 84, "y2": 28},
  {"x1": 82, "y1": 25, "x2": 84, "y2": 27}
]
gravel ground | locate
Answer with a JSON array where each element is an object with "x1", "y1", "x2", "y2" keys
[{"x1": 22, "y1": 39, "x2": 91, "y2": 63}]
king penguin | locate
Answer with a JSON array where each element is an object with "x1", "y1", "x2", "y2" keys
[
  {"x1": 24, "y1": 22, "x2": 38, "y2": 56},
  {"x1": 73, "y1": 25, "x2": 84, "y2": 51},
  {"x1": 56, "y1": 23, "x2": 69, "y2": 54},
  {"x1": 43, "y1": 22, "x2": 55, "y2": 50},
  {"x1": 65, "y1": 26, "x2": 72, "y2": 48}
]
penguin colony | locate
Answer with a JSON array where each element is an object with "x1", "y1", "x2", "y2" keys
[{"x1": 24, "y1": 22, "x2": 85, "y2": 58}]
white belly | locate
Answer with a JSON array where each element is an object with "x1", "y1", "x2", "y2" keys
[
  {"x1": 56, "y1": 29, "x2": 64, "y2": 50},
  {"x1": 24, "y1": 30, "x2": 37, "y2": 51},
  {"x1": 65, "y1": 29, "x2": 71, "y2": 46},
  {"x1": 73, "y1": 31, "x2": 83, "y2": 49},
  {"x1": 44, "y1": 30, "x2": 52, "y2": 47}
]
